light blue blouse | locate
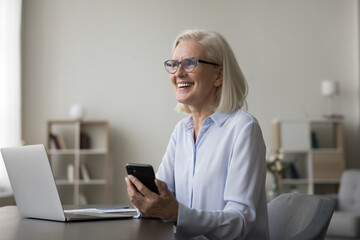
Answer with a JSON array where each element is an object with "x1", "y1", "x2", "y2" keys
[{"x1": 156, "y1": 109, "x2": 270, "y2": 240}]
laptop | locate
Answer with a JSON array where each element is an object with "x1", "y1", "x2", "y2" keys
[{"x1": 0, "y1": 144, "x2": 137, "y2": 222}]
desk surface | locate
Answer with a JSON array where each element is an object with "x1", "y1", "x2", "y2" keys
[{"x1": 0, "y1": 206, "x2": 178, "y2": 240}]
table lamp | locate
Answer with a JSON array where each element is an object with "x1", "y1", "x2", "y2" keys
[
  {"x1": 321, "y1": 80, "x2": 341, "y2": 118},
  {"x1": 69, "y1": 103, "x2": 86, "y2": 120}
]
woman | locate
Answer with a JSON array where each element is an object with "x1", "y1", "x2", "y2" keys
[{"x1": 125, "y1": 30, "x2": 269, "y2": 239}]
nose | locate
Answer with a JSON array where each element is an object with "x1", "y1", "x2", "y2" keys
[{"x1": 174, "y1": 63, "x2": 187, "y2": 77}]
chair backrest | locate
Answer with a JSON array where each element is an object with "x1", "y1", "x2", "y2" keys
[
  {"x1": 268, "y1": 193, "x2": 334, "y2": 240},
  {"x1": 338, "y1": 169, "x2": 360, "y2": 212}
]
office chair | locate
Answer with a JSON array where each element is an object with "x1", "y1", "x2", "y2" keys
[
  {"x1": 325, "y1": 169, "x2": 360, "y2": 239},
  {"x1": 268, "y1": 193, "x2": 334, "y2": 240}
]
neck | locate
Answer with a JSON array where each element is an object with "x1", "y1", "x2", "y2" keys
[{"x1": 190, "y1": 107, "x2": 215, "y2": 142}]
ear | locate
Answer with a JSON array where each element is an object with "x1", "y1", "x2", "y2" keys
[{"x1": 213, "y1": 66, "x2": 223, "y2": 87}]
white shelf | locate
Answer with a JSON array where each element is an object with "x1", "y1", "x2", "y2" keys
[
  {"x1": 47, "y1": 119, "x2": 110, "y2": 205},
  {"x1": 55, "y1": 179, "x2": 107, "y2": 185},
  {"x1": 0, "y1": 191, "x2": 13, "y2": 198},
  {"x1": 78, "y1": 179, "x2": 106, "y2": 185},
  {"x1": 273, "y1": 119, "x2": 344, "y2": 195},
  {"x1": 48, "y1": 149, "x2": 77, "y2": 155},
  {"x1": 79, "y1": 149, "x2": 107, "y2": 155},
  {"x1": 282, "y1": 179, "x2": 309, "y2": 185},
  {"x1": 282, "y1": 150, "x2": 309, "y2": 154},
  {"x1": 55, "y1": 180, "x2": 75, "y2": 185},
  {"x1": 48, "y1": 149, "x2": 107, "y2": 155}
]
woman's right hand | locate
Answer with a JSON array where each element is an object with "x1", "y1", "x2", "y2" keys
[{"x1": 125, "y1": 175, "x2": 178, "y2": 222}]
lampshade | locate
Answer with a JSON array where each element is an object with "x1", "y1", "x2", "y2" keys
[
  {"x1": 69, "y1": 103, "x2": 86, "y2": 120},
  {"x1": 321, "y1": 80, "x2": 339, "y2": 97}
]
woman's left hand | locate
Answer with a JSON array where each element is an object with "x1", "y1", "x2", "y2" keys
[{"x1": 125, "y1": 175, "x2": 178, "y2": 222}]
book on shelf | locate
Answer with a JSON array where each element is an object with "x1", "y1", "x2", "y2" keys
[
  {"x1": 50, "y1": 133, "x2": 67, "y2": 149},
  {"x1": 50, "y1": 134, "x2": 61, "y2": 149},
  {"x1": 311, "y1": 131, "x2": 320, "y2": 149},
  {"x1": 67, "y1": 164, "x2": 75, "y2": 182},
  {"x1": 57, "y1": 135, "x2": 67, "y2": 149},
  {"x1": 289, "y1": 163, "x2": 300, "y2": 179},
  {"x1": 80, "y1": 163, "x2": 91, "y2": 182},
  {"x1": 80, "y1": 132, "x2": 91, "y2": 149},
  {"x1": 283, "y1": 163, "x2": 300, "y2": 179}
]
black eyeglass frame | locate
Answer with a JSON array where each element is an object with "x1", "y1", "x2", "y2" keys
[{"x1": 164, "y1": 57, "x2": 220, "y2": 74}]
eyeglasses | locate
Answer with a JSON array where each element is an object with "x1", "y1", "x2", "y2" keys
[{"x1": 164, "y1": 57, "x2": 219, "y2": 74}]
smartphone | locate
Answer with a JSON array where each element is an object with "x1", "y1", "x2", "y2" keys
[{"x1": 126, "y1": 163, "x2": 159, "y2": 194}]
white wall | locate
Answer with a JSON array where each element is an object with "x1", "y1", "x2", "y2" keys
[{"x1": 22, "y1": 0, "x2": 359, "y2": 204}]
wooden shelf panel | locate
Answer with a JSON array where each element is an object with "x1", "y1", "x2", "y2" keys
[
  {"x1": 311, "y1": 149, "x2": 342, "y2": 153},
  {"x1": 312, "y1": 151, "x2": 344, "y2": 179},
  {"x1": 314, "y1": 179, "x2": 340, "y2": 184}
]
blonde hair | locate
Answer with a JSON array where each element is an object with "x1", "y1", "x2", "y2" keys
[{"x1": 172, "y1": 30, "x2": 248, "y2": 114}]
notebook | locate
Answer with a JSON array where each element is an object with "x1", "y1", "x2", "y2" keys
[{"x1": 0, "y1": 144, "x2": 137, "y2": 222}]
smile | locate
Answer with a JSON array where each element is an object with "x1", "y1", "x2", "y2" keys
[{"x1": 177, "y1": 82, "x2": 194, "y2": 88}]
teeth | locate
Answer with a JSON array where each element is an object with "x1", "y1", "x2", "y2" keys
[{"x1": 178, "y1": 83, "x2": 193, "y2": 88}]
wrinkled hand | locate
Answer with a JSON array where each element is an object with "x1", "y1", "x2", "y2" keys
[{"x1": 125, "y1": 175, "x2": 178, "y2": 222}]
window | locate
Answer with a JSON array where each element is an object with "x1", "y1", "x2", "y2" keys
[{"x1": 0, "y1": 0, "x2": 22, "y2": 192}]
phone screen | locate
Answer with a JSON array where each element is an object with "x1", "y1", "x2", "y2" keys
[{"x1": 126, "y1": 163, "x2": 159, "y2": 194}]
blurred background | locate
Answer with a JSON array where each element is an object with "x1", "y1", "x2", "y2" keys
[{"x1": 1, "y1": 0, "x2": 359, "y2": 205}]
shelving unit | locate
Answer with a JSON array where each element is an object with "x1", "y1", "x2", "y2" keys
[
  {"x1": 273, "y1": 119, "x2": 345, "y2": 195},
  {"x1": 46, "y1": 120, "x2": 110, "y2": 205}
]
